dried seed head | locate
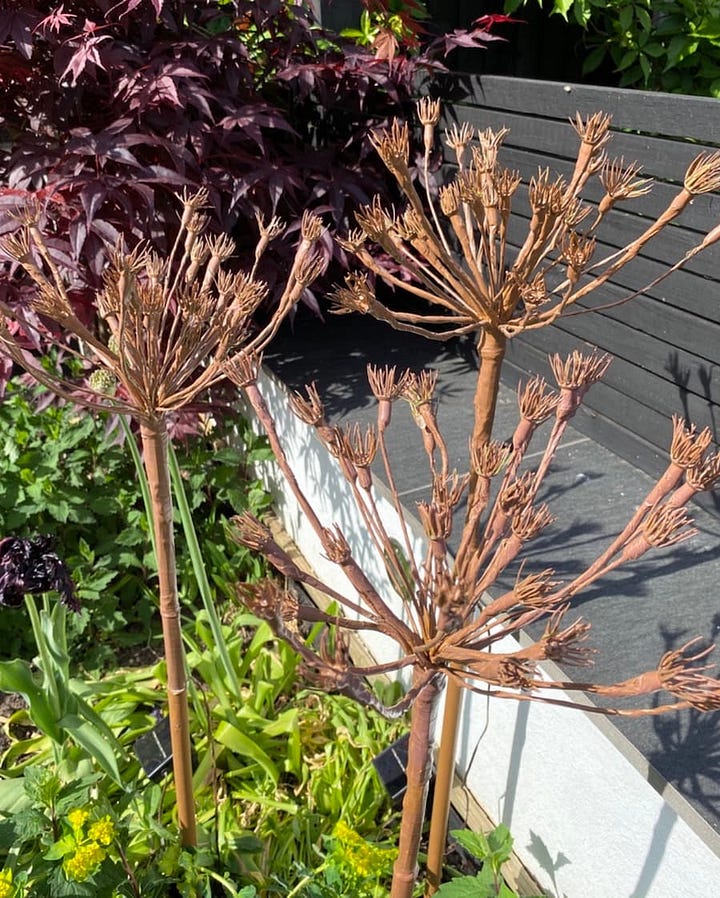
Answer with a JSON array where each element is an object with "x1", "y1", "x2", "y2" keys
[
  {"x1": 511, "y1": 502, "x2": 554, "y2": 541},
  {"x1": 470, "y1": 440, "x2": 512, "y2": 477},
  {"x1": 512, "y1": 568, "x2": 558, "y2": 608},
  {"x1": 494, "y1": 657, "x2": 537, "y2": 689},
  {"x1": 331, "y1": 271, "x2": 376, "y2": 315},
  {"x1": 561, "y1": 231, "x2": 596, "y2": 278},
  {"x1": 439, "y1": 182, "x2": 463, "y2": 216},
  {"x1": 600, "y1": 157, "x2": 652, "y2": 201},
  {"x1": 571, "y1": 111, "x2": 612, "y2": 149},
  {"x1": 300, "y1": 210, "x2": 324, "y2": 243},
  {"x1": 669, "y1": 415, "x2": 712, "y2": 469},
  {"x1": 402, "y1": 370, "x2": 438, "y2": 407},
  {"x1": 367, "y1": 364, "x2": 411, "y2": 402},
  {"x1": 498, "y1": 471, "x2": 536, "y2": 515},
  {"x1": 658, "y1": 640, "x2": 720, "y2": 710},
  {"x1": 684, "y1": 151, "x2": 720, "y2": 196},
  {"x1": 445, "y1": 121, "x2": 474, "y2": 163},
  {"x1": 337, "y1": 422, "x2": 378, "y2": 471},
  {"x1": 518, "y1": 273, "x2": 549, "y2": 313},
  {"x1": 549, "y1": 350, "x2": 612, "y2": 389},
  {"x1": 687, "y1": 451, "x2": 720, "y2": 491},
  {"x1": 417, "y1": 499, "x2": 452, "y2": 542},
  {"x1": 529, "y1": 169, "x2": 567, "y2": 214},
  {"x1": 641, "y1": 503, "x2": 697, "y2": 549},
  {"x1": 206, "y1": 233, "x2": 236, "y2": 263},
  {"x1": 417, "y1": 96, "x2": 441, "y2": 153},
  {"x1": 355, "y1": 196, "x2": 394, "y2": 242},
  {"x1": 32, "y1": 282, "x2": 74, "y2": 321},
  {"x1": 223, "y1": 352, "x2": 261, "y2": 387},
  {"x1": 255, "y1": 211, "x2": 285, "y2": 242},
  {"x1": 370, "y1": 119, "x2": 411, "y2": 178},
  {"x1": 336, "y1": 228, "x2": 367, "y2": 254},
  {"x1": 518, "y1": 375, "x2": 558, "y2": 423},
  {"x1": 475, "y1": 126, "x2": 508, "y2": 171},
  {"x1": 295, "y1": 252, "x2": 326, "y2": 288},
  {"x1": 542, "y1": 609, "x2": 595, "y2": 668},
  {"x1": 290, "y1": 382, "x2": 325, "y2": 427},
  {"x1": 231, "y1": 511, "x2": 274, "y2": 552},
  {"x1": 238, "y1": 579, "x2": 288, "y2": 621},
  {"x1": 179, "y1": 187, "x2": 209, "y2": 227},
  {"x1": 321, "y1": 525, "x2": 351, "y2": 564},
  {"x1": 433, "y1": 470, "x2": 469, "y2": 509}
]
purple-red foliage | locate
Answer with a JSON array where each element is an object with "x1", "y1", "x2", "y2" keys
[{"x1": 0, "y1": 1, "x2": 503, "y2": 318}]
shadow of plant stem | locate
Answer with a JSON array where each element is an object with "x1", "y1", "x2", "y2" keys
[
  {"x1": 324, "y1": 100, "x2": 720, "y2": 893},
  {"x1": 0, "y1": 192, "x2": 324, "y2": 846},
  {"x1": 230, "y1": 354, "x2": 720, "y2": 898}
]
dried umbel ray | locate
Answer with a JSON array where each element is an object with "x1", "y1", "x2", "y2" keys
[
  {"x1": 230, "y1": 355, "x2": 720, "y2": 898},
  {"x1": 334, "y1": 104, "x2": 720, "y2": 447},
  {"x1": 0, "y1": 190, "x2": 324, "y2": 847}
]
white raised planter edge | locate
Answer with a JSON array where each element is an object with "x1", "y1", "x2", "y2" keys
[{"x1": 246, "y1": 366, "x2": 720, "y2": 898}]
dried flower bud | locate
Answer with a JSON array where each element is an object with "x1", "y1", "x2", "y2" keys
[
  {"x1": 439, "y1": 182, "x2": 462, "y2": 216},
  {"x1": 670, "y1": 416, "x2": 712, "y2": 469},
  {"x1": 337, "y1": 423, "x2": 378, "y2": 487},
  {"x1": 561, "y1": 231, "x2": 596, "y2": 280},
  {"x1": 518, "y1": 274, "x2": 549, "y2": 313},
  {"x1": 238, "y1": 579, "x2": 287, "y2": 621},
  {"x1": 355, "y1": 196, "x2": 394, "y2": 242},
  {"x1": 402, "y1": 370, "x2": 438, "y2": 407}
]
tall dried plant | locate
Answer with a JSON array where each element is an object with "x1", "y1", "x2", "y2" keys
[
  {"x1": 0, "y1": 192, "x2": 324, "y2": 846},
  {"x1": 329, "y1": 100, "x2": 720, "y2": 891},
  {"x1": 231, "y1": 356, "x2": 720, "y2": 897}
]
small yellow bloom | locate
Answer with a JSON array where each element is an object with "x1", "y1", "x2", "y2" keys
[
  {"x1": 67, "y1": 808, "x2": 90, "y2": 833},
  {"x1": 87, "y1": 816, "x2": 115, "y2": 847},
  {"x1": 63, "y1": 842, "x2": 106, "y2": 881},
  {"x1": 0, "y1": 868, "x2": 13, "y2": 898}
]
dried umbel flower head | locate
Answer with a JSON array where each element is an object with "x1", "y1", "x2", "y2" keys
[
  {"x1": 511, "y1": 502, "x2": 554, "y2": 541},
  {"x1": 571, "y1": 111, "x2": 612, "y2": 149},
  {"x1": 498, "y1": 471, "x2": 536, "y2": 515},
  {"x1": 237, "y1": 580, "x2": 293, "y2": 622},
  {"x1": 518, "y1": 375, "x2": 558, "y2": 423},
  {"x1": 230, "y1": 511, "x2": 274, "y2": 553},
  {"x1": 658, "y1": 640, "x2": 720, "y2": 711},
  {"x1": 599, "y1": 157, "x2": 652, "y2": 205},
  {"x1": 470, "y1": 440, "x2": 512, "y2": 477},
  {"x1": 290, "y1": 382, "x2": 326, "y2": 427},
  {"x1": 321, "y1": 525, "x2": 351, "y2": 564},
  {"x1": 331, "y1": 271, "x2": 377, "y2": 315},
  {"x1": 541, "y1": 609, "x2": 595, "y2": 668},
  {"x1": 550, "y1": 349, "x2": 612, "y2": 390},
  {"x1": 445, "y1": 121, "x2": 474, "y2": 165}
]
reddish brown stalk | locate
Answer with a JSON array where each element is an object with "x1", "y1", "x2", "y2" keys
[
  {"x1": 140, "y1": 418, "x2": 196, "y2": 846},
  {"x1": 391, "y1": 671, "x2": 442, "y2": 898}
]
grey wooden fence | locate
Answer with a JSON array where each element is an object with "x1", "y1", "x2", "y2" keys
[{"x1": 438, "y1": 74, "x2": 720, "y2": 478}]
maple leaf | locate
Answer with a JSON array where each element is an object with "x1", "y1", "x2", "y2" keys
[{"x1": 35, "y1": 5, "x2": 76, "y2": 37}]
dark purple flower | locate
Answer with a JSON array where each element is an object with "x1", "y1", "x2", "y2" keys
[{"x1": 0, "y1": 536, "x2": 78, "y2": 611}]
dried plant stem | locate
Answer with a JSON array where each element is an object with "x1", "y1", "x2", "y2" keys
[
  {"x1": 425, "y1": 679, "x2": 462, "y2": 894},
  {"x1": 472, "y1": 328, "x2": 507, "y2": 449},
  {"x1": 391, "y1": 671, "x2": 442, "y2": 898},
  {"x1": 140, "y1": 418, "x2": 196, "y2": 847}
]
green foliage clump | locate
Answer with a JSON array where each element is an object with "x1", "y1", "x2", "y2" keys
[
  {"x1": 505, "y1": 0, "x2": 720, "y2": 96},
  {"x1": 0, "y1": 382, "x2": 270, "y2": 671}
]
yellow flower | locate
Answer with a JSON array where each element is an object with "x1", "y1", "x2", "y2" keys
[
  {"x1": 333, "y1": 822, "x2": 396, "y2": 879},
  {"x1": 87, "y1": 816, "x2": 115, "y2": 846},
  {"x1": 0, "y1": 868, "x2": 13, "y2": 898},
  {"x1": 63, "y1": 842, "x2": 106, "y2": 881},
  {"x1": 67, "y1": 808, "x2": 90, "y2": 833}
]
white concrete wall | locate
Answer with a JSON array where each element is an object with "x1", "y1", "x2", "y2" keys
[{"x1": 247, "y1": 367, "x2": 720, "y2": 898}]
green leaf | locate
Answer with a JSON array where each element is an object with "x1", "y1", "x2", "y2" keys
[
  {"x1": 435, "y1": 873, "x2": 497, "y2": 898},
  {"x1": 57, "y1": 713, "x2": 124, "y2": 786},
  {"x1": 214, "y1": 720, "x2": 279, "y2": 782},
  {"x1": 0, "y1": 660, "x2": 63, "y2": 741}
]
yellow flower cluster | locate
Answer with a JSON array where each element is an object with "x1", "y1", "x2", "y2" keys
[
  {"x1": 333, "y1": 821, "x2": 396, "y2": 878},
  {"x1": 62, "y1": 808, "x2": 116, "y2": 882},
  {"x1": 0, "y1": 869, "x2": 13, "y2": 898}
]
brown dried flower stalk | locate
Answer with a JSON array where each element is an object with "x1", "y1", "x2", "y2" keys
[
  {"x1": 233, "y1": 354, "x2": 720, "y2": 898},
  {"x1": 0, "y1": 191, "x2": 324, "y2": 848}
]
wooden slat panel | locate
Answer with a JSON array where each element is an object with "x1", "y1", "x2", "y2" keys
[{"x1": 436, "y1": 74, "x2": 720, "y2": 143}]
